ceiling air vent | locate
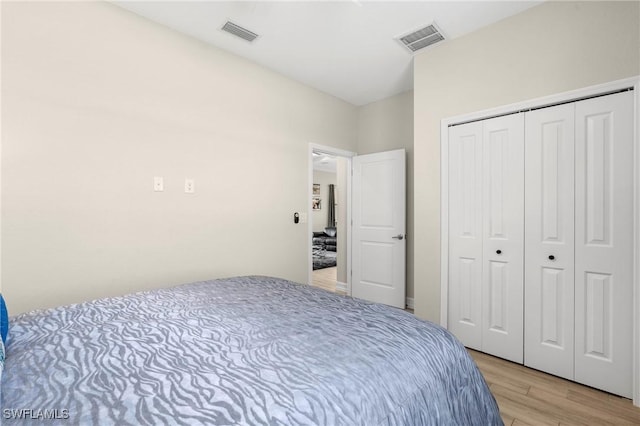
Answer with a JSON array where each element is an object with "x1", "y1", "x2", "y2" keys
[
  {"x1": 221, "y1": 21, "x2": 259, "y2": 43},
  {"x1": 397, "y1": 23, "x2": 444, "y2": 53}
]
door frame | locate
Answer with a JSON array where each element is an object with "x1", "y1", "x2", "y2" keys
[
  {"x1": 439, "y1": 76, "x2": 640, "y2": 406},
  {"x1": 308, "y1": 143, "x2": 355, "y2": 295}
]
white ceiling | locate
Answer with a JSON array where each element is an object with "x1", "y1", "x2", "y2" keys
[
  {"x1": 113, "y1": 1, "x2": 542, "y2": 106},
  {"x1": 313, "y1": 152, "x2": 337, "y2": 173}
]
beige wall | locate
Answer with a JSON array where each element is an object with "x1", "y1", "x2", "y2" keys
[
  {"x1": 10, "y1": 1, "x2": 632, "y2": 319},
  {"x1": 357, "y1": 90, "x2": 414, "y2": 299},
  {"x1": 414, "y1": 1, "x2": 640, "y2": 322},
  {"x1": 311, "y1": 170, "x2": 337, "y2": 233},
  {"x1": 1, "y1": 2, "x2": 357, "y2": 314}
]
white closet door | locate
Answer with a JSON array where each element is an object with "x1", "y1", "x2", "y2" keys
[
  {"x1": 524, "y1": 103, "x2": 575, "y2": 380},
  {"x1": 574, "y1": 91, "x2": 634, "y2": 398},
  {"x1": 448, "y1": 121, "x2": 483, "y2": 350},
  {"x1": 481, "y1": 113, "x2": 524, "y2": 363}
]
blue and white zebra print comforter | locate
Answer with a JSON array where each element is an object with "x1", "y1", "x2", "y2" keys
[{"x1": 1, "y1": 276, "x2": 502, "y2": 425}]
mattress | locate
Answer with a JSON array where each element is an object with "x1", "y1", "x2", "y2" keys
[{"x1": 1, "y1": 276, "x2": 502, "y2": 425}]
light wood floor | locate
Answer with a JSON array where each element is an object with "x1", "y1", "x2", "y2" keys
[
  {"x1": 312, "y1": 266, "x2": 346, "y2": 295},
  {"x1": 469, "y1": 349, "x2": 640, "y2": 425}
]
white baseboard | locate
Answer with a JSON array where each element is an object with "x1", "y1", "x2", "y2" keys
[
  {"x1": 336, "y1": 281, "x2": 347, "y2": 293},
  {"x1": 406, "y1": 297, "x2": 414, "y2": 310}
]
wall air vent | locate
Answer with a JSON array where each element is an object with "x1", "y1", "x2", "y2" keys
[
  {"x1": 397, "y1": 23, "x2": 444, "y2": 53},
  {"x1": 221, "y1": 21, "x2": 259, "y2": 43}
]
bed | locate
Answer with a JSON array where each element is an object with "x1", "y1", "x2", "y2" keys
[{"x1": 1, "y1": 276, "x2": 502, "y2": 425}]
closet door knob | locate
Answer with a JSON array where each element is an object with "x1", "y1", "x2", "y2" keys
[
  {"x1": 496, "y1": 250, "x2": 502, "y2": 255},
  {"x1": 548, "y1": 255, "x2": 555, "y2": 260}
]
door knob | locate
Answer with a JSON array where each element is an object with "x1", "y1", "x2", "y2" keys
[
  {"x1": 496, "y1": 250, "x2": 502, "y2": 255},
  {"x1": 548, "y1": 255, "x2": 555, "y2": 260},
  {"x1": 392, "y1": 234, "x2": 404, "y2": 240}
]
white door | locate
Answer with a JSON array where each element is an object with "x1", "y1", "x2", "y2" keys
[
  {"x1": 352, "y1": 149, "x2": 406, "y2": 308},
  {"x1": 481, "y1": 113, "x2": 524, "y2": 363},
  {"x1": 574, "y1": 91, "x2": 634, "y2": 398},
  {"x1": 448, "y1": 122, "x2": 483, "y2": 350},
  {"x1": 524, "y1": 103, "x2": 576, "y2": 380}
]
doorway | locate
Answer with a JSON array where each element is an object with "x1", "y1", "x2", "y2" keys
[{"x1": 307, "y1": 144, "x2": 354, "y2": 295}]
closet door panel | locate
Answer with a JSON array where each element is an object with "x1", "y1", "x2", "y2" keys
[
  {"x1": 481, "y1": 113, "x2": 524, "y2": 363},
  {"x1": 574, "y1": 91, "x2": 633, "y2": 398},
  {"x1": 524, "y1": 104, "x2": 575, "y2": 380},
  {"x1": 448, "y1": 122, "x2": 483, "y2": 350}
]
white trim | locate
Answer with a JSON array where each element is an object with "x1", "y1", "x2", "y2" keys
[
  {"x1": 633, "y1": 77, "x2": 640, "y2": 407},
  {"x1": 440, "y1": 76, "x2": 640, "y2": 406},
  {"x1": 442, "y1": 76, "x2": 638, "y2": 128},
  {"x1": 336, "y1": 281, "x2": 348, "y2": 293},
  {"x1": 346, "y1": 156, "x2": 353, "y2": 296},
  {"x1": 405, "y1": 297, "x2": 414, "y2": 310},
  {"x1": 440, "y1": 117, "x2": 449, "y2": 327},
  {"x1": 308, "y1": 143, "x2": 355, "y2": 296}
]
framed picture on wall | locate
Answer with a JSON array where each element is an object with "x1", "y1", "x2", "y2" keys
[
  {"x1": 312, "y1": 184, "x2": 321, "y2": 195},
  {"x1": 312, "y1": 197, "x2": 322, "y2": 210}
]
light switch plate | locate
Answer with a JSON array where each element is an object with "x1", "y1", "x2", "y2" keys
[
  {"x1": 184, "y1": 179, "x2": 195, "y2": 194},
  {"x1": 154, "y1": 176, "x2": 164, "y2": 192},
  {"x1": 299, "y1": 212, "x2": 308, "y2": 223}
]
